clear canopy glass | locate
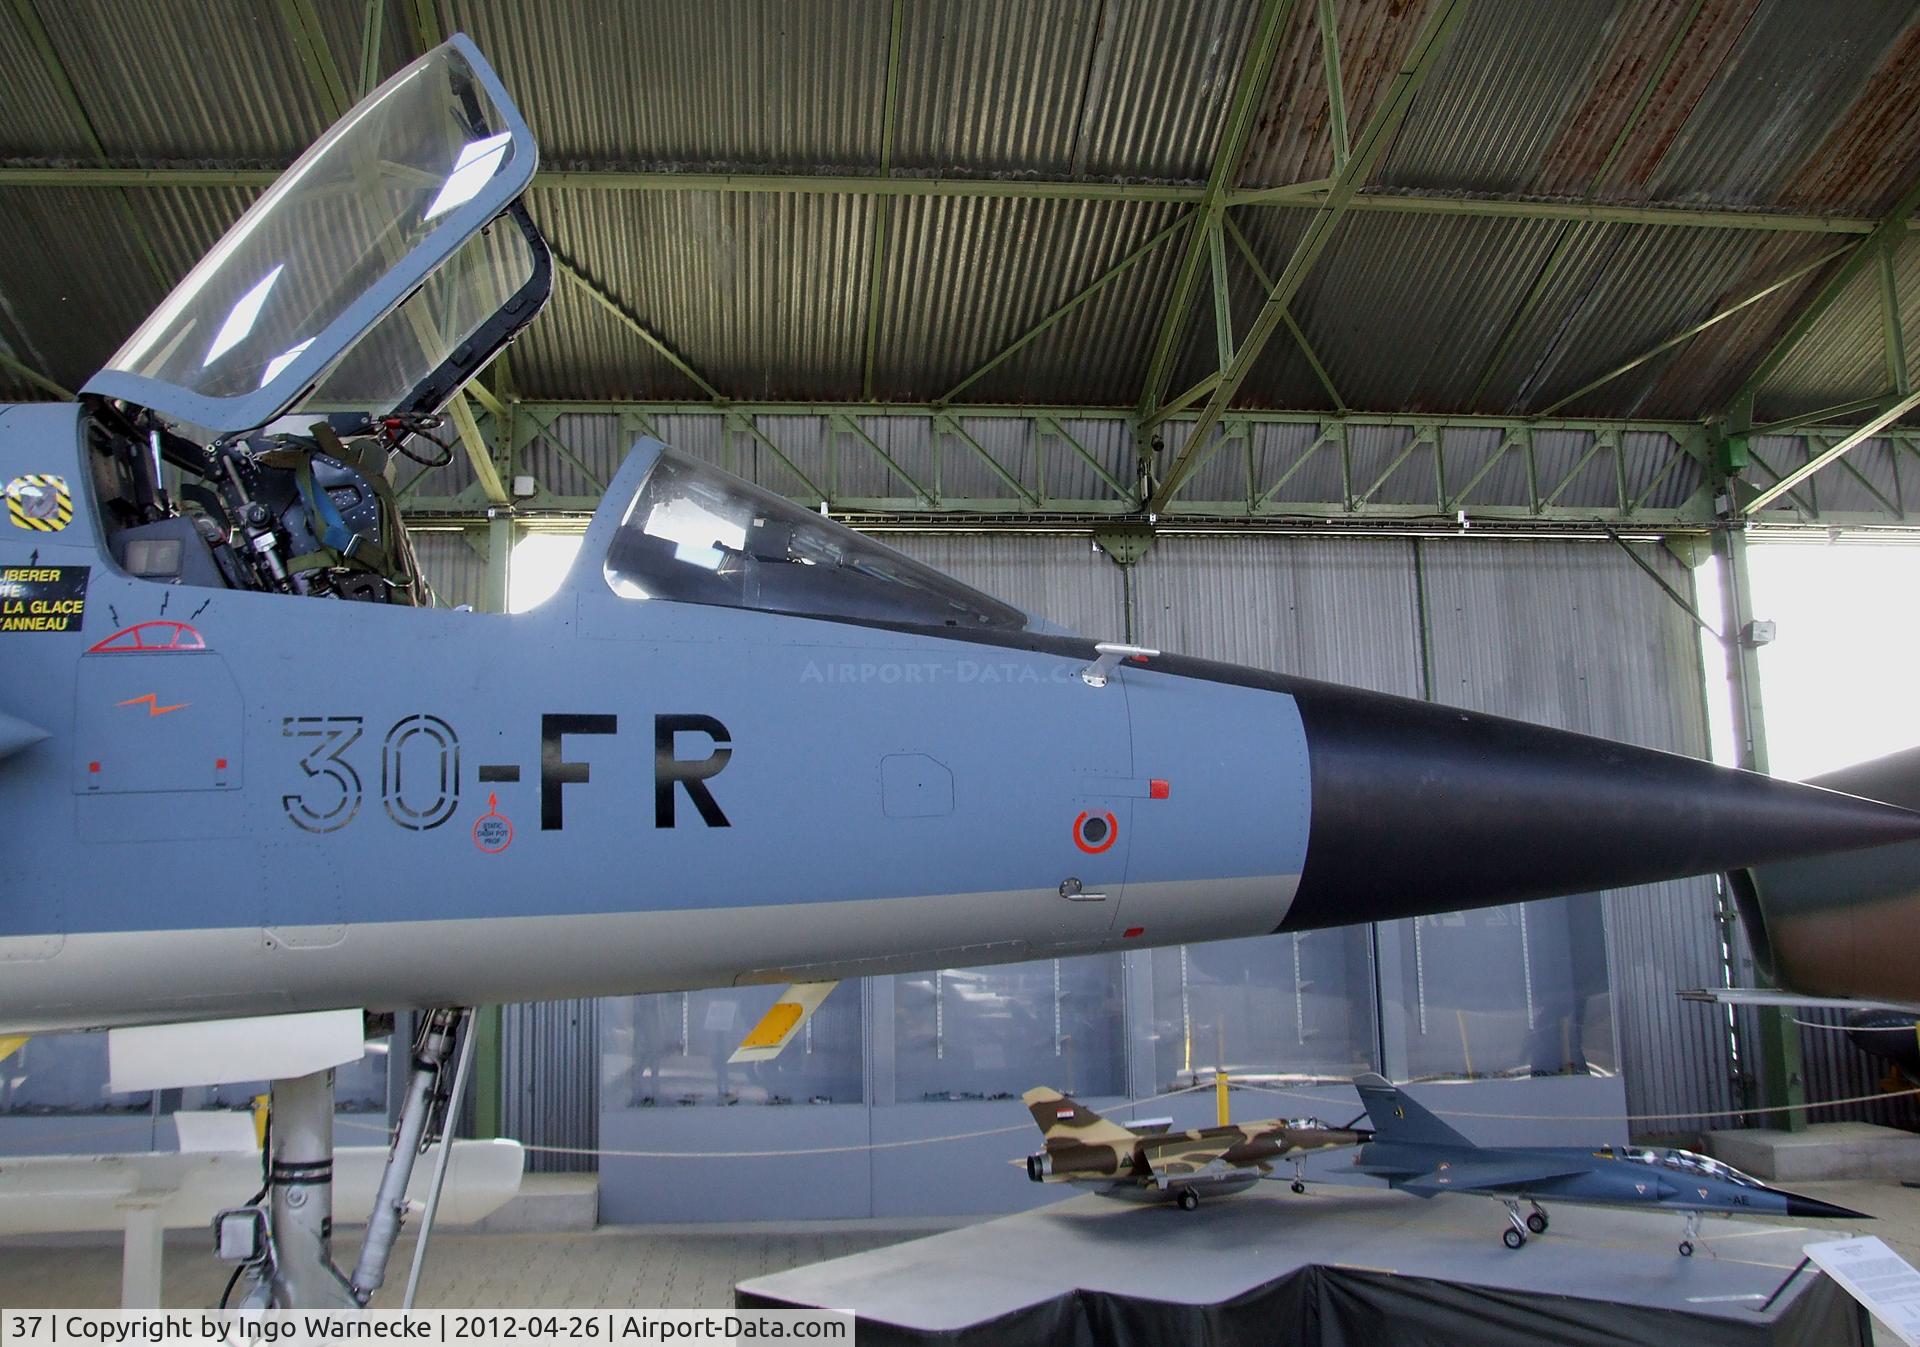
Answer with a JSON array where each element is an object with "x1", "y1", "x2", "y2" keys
[
  {"x1": 88, "y1": 38, "x2": 534, "y2": 430},
  {"x1": 605, "y1": 449, "x2": 1030, "y2": 632}
]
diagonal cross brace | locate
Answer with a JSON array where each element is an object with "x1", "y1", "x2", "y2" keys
[
  {"x1": 1148, "y1": 0, "x2": 1467, "y2": 513},
  {"x1": 1135, "y1": 0, "x2": 1299, "y2": 419}
]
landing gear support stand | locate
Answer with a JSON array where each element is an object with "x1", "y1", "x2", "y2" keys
[{"x1": 227, "y1": 1007, "x2": 474, "y2": 1308}]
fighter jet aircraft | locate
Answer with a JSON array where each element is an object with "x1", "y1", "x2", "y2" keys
[
  {"x1": 1020, "y1": 1086, "x2": 1368, "y2": 1209},
  {"x1": 1350, "y1": 1074, "x2": 1866, "y2": 1255},
  {"x1": 2, "y1": 34, "x2": 1918, "y2": 1308},
  {"x1": 1704, "y1": 745, "x2": 1920, "y2": 1010}
]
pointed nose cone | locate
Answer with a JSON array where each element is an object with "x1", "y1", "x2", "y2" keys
[
  {"x1": 1784, "y1": 1193, "x2": 1871, "y2": 1221},
  {"x1": 1277, "y1": 681, "x2": 1920, "y2": 931}
]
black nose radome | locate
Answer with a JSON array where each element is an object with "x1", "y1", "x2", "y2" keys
[
  {"x1": 1275, "y1": 680, "x2": 1920, "y2": 932},
  {"x1": 1784, "y1": 1194, "x2": 1871, "y2": 1221}
]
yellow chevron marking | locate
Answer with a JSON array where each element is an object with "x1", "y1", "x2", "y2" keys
[{"x1": 0, "y1": 1036, "x2": 27, "y2": 1063}]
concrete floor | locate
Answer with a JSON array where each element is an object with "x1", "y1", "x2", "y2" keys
[{"x1": 8, "y1": 1179, "x2": 1920, "y2": 1340}]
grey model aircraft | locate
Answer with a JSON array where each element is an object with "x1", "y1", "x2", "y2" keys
[
  {"x1": 1, "y1": 35, "x2": 1917, "y2": 1309},
  {"x1": 1350, "y1": 1074, "x2": 1866, "y2": 1255}
]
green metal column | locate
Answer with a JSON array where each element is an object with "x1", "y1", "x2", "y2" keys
[
  {"x1": 1711, "y1": 521, "x2": 1806, "y2": 1132},
  {"x1": 472, "y1": 512, "x2": 513, "y2": 1139}
]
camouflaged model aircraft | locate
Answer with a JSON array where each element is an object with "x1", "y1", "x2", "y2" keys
[
  {"x1": 1350, "y1": 1075, "x2": 1865, "y2": 1255},
  {"x1": 1022, "y1": 1087, "x2": 1368, "y2": 1208},
  {"x1": 3, "y1": 33, "x2": 1919, "y2": 1310}
]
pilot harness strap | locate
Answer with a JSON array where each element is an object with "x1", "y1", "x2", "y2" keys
[{"x1": 282, "y1": 425, "x2": 426, "y2": 601}]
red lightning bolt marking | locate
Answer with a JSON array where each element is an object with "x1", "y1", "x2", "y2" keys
[{"x1": 117, "y1": 693, "x2": 189, "y2": 717}]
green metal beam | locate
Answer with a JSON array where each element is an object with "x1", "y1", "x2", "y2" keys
[
  {"x1": 731, "y1": 411, "x2": 828, "y2": 502},
  {"x1": 1727, "y1": 176, "x2": 1920, "y2": 415},
  {"x1": 1141, "y1": 371, "x2": 1221, "y2": 431},
  {"x1": 3, "y1": 157, "x2": 1909, "y2": 238},
  {"x1": 1711, "y1": 523, "x2": 1806, "y2": 1131},
  {"x1": 1745, "y1": 389, "x2": 1920, "y2": 513},
  {"x1": 938, "y1": 213, "x2": 1190, "y2": 404},
  {"x1": 550, "y1": 247, "x2": 722, "y2": 401},
  {"x1": 1234, "y1": 187, "x2": 1886, "y2": 234},
  {"x1": 1535, "y1": 241, "x2": 1854, "y2": 417},
  {"x1": 392, "y1": 401, "x2": 1784, "y2": 533},
  {"x1": 1881, "y1": 239, "x2": 1910, "y2": 397},
  {"x1": 1316, "y1": 0, "x2": 1348, "y2": 172},
  {"x1": 447, "y1": 394, "x2": 509, "y2": 506},
  {"x1": 406, "y1": 0, "x2": 442, "y2": 52},
  {"x1": 859, "y1": 0, "x2": 906, "y2": 401},
  {"x1": 509, "y1": 398, "x2": 1708, "y2": 433},
  {"x1": 357, "y1": 0, "x2": 387, "y2": 99},
  {"x1": 1149, "y1": 0, "x2": 1467, "y2": 513},
  {"x1": 1223, "y1": 215, "x2": 1347, "y2": 411},
  {"x1": 1208, "y1": 217, "x2": 1234, "y2": 368},
  {"x1": 1136, "y1": 0, "x2": 1298, "y2": 419},
  {"x1": 0, "y1": 348, "x2": 70, "y2": 399},
  {"x1": 275, "y1": 0, "x2": 351, "y2": 119}
]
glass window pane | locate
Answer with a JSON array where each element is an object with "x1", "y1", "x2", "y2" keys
[
  {"x1": 1394, "y1": 895, "x2": 1614, "y2": 1080},
  {"x1": 0, "y1": 1033, "x2": 387, "y2": 1116},
  {"x1": 1150, "y1": 932, "x2": 1375, "y2": 1091},
  {"x1": 893, "y1": 955, "x2": 1125, "y2": 1102},
  {"x1": 601, "y1": 985, "x2": 863, "y2": 1107},
  {"x1": 0, "y1": 1033, "x2": 150, "y2": 1115},
  {"x1": 604, "y1": 450, "x2": 1029, "y2": 631}
]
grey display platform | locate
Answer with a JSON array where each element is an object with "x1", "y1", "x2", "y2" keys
[{"x1": 736, "y1": 1184, "x2": 1866, "y2": 1346}]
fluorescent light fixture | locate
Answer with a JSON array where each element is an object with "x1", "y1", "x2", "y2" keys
[
  {"x1": 423, "y1": 132, "x2": 513, "y2": 223},
  {"x1": 202, "y1": 264, "x2": 285, "y2": 367}
]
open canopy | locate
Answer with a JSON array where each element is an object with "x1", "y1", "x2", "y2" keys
[{"x1": 82, "y1": 34, "x2": 545, "y2": 436}]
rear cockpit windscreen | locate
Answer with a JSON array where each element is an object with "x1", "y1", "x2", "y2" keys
[{"x1": 605, "y1": 450, "x2": 1029, "y2": 632}]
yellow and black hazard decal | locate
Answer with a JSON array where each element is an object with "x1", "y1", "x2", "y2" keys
[
  {"x1": 0, "y1": 564, "x2": 86, "y2": 632},
  {"x1": 6, "y1": 474, "x2": 73, "y2": 532}
]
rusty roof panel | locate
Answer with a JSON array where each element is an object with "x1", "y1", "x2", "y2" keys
[
  {"x1": 1769, "y1": 11, "x2": 1920, "y2": 217},
  {"x1": 1547, "y1": 0, "x2": 1764, "y2": 200},
  {"x1": 1238, "y1": 0, "x2": 1435, "y2": 190},
  {"x1": 1070, "y1": 0, "x2": 1255, "y2": 181},
  {"x1": 1373, "y1": 0, "x2": 1620, "y2": 197},
  {"x1": 1642, "y1": 0, "x2": 1917, "y2": 210}
]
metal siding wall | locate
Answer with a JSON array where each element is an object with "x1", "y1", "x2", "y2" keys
[
  {"x1": 1126, "y1": 535, "x2": 1734, "y2": 1129},
  {"x1": 1415, "y1": 540, "x2": 1738, "y2": 1133},
  {"x1": 503, "y1": 999, "x2": 601, "y2": 1174},
  {"x1": 1801, "y1": 1008, "x2": 1917, "y2": 1130},
  {"x1": 409, "y1": 530, "x2": 491, "y2": 611},
  {"x1": 883, "y1": 533, "x2": 1125, "y2": 638}
]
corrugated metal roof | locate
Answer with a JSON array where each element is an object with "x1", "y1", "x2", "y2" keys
[
  {"x1": 464, "y1": 0, "x2": 888, "y2": 171},
  {"x1": 0, "y1": 0, "x2": 1916, "y2": 427},
  {"x1": 876, "y1": 196, "x2": 1189, "y2": 404},
  {"x1": 39, "y1": 0, "x2": 333, "y2": 162}
]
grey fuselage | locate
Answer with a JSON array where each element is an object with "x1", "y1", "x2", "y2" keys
[
  {"x1": 4, "y1": 404, "x2": 1918, "y2": 1034},
  {"x1": 1355, "y1": 1139, "x2": 1841, "y2": 1219}
]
